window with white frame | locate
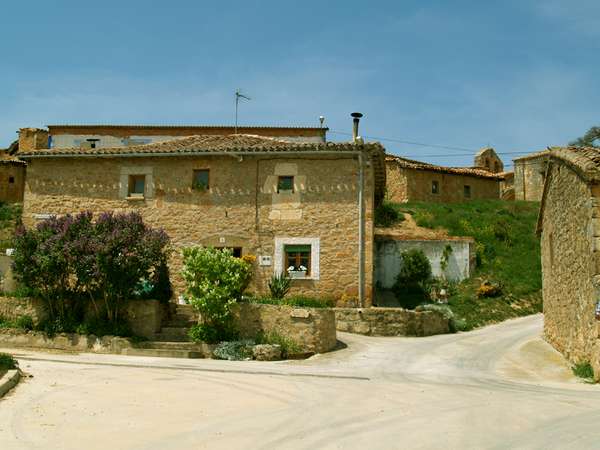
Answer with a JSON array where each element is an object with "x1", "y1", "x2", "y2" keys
[{"x1": 274, "y1": 237, "x2": 320, "y2": 280}]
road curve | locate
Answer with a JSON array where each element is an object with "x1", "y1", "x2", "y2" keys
[{"x1": 0, "y1": 314, "x2": 598, "y2": 450}]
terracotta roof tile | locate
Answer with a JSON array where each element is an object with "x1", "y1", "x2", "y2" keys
[
  {"x1": 386, "y1": 154, "x2": 504, "y2": 180},
  {"x1": 512, "y1": 149, "x2": 551, "y2": 162}
]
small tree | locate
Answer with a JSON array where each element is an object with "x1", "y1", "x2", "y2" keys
[
  {"x1": 570, "y1": 126, "x2": 600, "y2": 148},
  {"x1": 182, "y1": 247, "x2": 252, "y2": 343},
  {"x1": 393, "y1": 249, "x2": 432, "y2": 308}
]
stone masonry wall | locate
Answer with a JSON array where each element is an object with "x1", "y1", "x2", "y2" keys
[
  {"x1": 386, "y1": 165, "x2": 500, "y2": 203},
  {"x1": 233, "y1": 303, "x2": 337, "y2": 354},
  {"x1": 0, "y1": 164, "x2": 25, "y2": 203},
  {"x1": 541, "y1": 161, "x2": 600, "y2": 369},
  {"x1": 22, "y1": 155, "x2": 376, "y2": 306},
  {"x1": 514, "y1": 157, "x2": 547, "y2": 201},
  {"x1": 335, "y1": 307, "x2": 450, "y2": 336}
]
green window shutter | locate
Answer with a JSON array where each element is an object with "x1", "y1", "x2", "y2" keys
[{"x1": 284, "y1": 244, "x2": 311, "y2": 253}]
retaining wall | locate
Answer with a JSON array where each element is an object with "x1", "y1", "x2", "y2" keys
[{"x1": 335, "y1": 307, "x2": 450, "y2": 336}]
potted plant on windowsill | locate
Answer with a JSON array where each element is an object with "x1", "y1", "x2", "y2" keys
[
  {"x1": 287, "y1": 265, "x2": 307, "y2": 279},
  {"x1": 193, "y1": 180, "x2": 208, "y2": 192}
]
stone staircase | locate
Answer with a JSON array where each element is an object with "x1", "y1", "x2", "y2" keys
[{"x1": 122, "y1": 305, "x2": 214, "y2": 359}]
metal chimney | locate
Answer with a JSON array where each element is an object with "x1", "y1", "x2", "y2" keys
[{"x1": 351, "y1": 112, "x2": 363, "y2": 143}]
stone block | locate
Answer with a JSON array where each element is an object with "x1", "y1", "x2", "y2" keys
[{"x1": 253, "y1": 344, "x2": 282, "y2": 361}]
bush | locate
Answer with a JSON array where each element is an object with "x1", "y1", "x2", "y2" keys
[
  {"x1": 188, "y1": 322, "x2": 238, "y2": 344},
  {"x1": 15, "y1": 315, "x2": 34, "y2": 331},
  {"x1": 212, "y1": 340, "x2": 254, "y2": 361},
  {"x1": 12, "y1": 211, "x2": 171, "y2": 326},
  {"x1": 246, "y1": 295, "x2": 334, "y2": 308},
  {"x1": 0, "y1": 353, "x2": 17, "y2": 371},
  {"x1": 256, "y1": 331, "x2": 300, "y2": 358},
  {"x1": 572, "y1": 362, "x2": 595, "y2": 380},
  {"x1": 375, "y1": 201, "x2": 403, "y2": 227},
  {"x1": 182, "y1": 247, "x2": 253, "y2": 343},
  {"x1": 393, "y1": 249, "x2": 432, "y2": 307},
  {"x1": 268, "y1": 272, "x2": 291, "y2": 299}
]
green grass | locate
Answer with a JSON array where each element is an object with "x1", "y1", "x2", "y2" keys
[
  {"x1": 375, "y1": 201, "x2": 405, "y2": 227},
  {"x1": 396, "y1": 200, "x2": 542, "y2": 330},
  {"x1": 245, "y1": 295, "x2": 334, "y2": 309},
  {"x1": 572, "y1": 362, "x2": 595, "y2": 381}
]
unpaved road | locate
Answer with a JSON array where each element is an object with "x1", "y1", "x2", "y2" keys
[{"x1": 1, "y1": 314, "x2": 599, "y2": 450}]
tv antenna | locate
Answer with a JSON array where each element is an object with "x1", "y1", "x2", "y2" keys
[{"x1": 235, "y1": 89, "x2": 251, "y2": 134}]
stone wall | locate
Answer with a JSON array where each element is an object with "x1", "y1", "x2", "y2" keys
[
  {"x1": 0, "y1": 296, "x2": 47, "y2": 324},
  {"x1": 22, "y1": 155, "x2": 376, "y2": 306},
  {"x1": 514, "y1": 156, "x2": 548, "y2": 201},
  {"x1": 540, "y1": 159, "x2": 600, "y2": 376},
  {"x1": 386, "y1": 165, "x2": 500, "y2": 203},
  {"x1": 374, "y1": 236, "x2": 475, "y2": 288},
  {"x1": 0, "y1": 163, "x2": 25, "y2": 203},
  {"x1": 334, "y1": 307, "x2": 450, "y2": 336},
  {"x1": 233, "y1": 303, "x2": 337, "y2": 354}
]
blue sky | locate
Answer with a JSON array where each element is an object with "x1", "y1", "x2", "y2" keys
[{"x1": 1, "y1": 0, "x2": 598, "y2": 168}]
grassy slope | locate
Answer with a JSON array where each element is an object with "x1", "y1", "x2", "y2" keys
[{"x1": 397, "y1": 200, "x2": 542, "y2": 330}]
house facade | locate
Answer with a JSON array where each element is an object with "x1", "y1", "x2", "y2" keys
[
  {"x1": 385, "y1": 155, "x2": 503, "y2": 203},
  {"x1": 19, "y1": 133, "x2": 385, "y2": 307},
  {"x1": 513, "y1": 149, "x2": 550, "y2": 201},
  {"x1": 537, "y1": 146, "x2": 600, "y2": 379},
  {"x1": 0, "y1": 158, "x2": 26, "y2": 203}
]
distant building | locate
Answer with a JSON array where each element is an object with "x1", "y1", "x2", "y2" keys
[
  {"x1": 385, "y1": 155, "x2": 504, "y2": 203},
  {"x1": 537, "y1": 146, "x2": 600, "y2": 380},
  {"x1": 513, "y1": 150, "x2": 550, "y2": 201},
  {"x1": 474, "y1": 147, "x2": 504, "y2": 173}
]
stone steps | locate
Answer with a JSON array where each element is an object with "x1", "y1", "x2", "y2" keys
[
  {"x1": 155, "y1": 327, "x2": 191, "y2": 342},
  {"x1": 122, "y1": 347, "x2": 204, "y2": 359},
  {"x1": 134, "y1": 341, "x2": 208, "y2": 351}
]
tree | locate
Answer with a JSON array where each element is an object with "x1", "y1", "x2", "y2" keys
[{"x1": 570, "y1": 126, "x2": 600, "y2": 148}]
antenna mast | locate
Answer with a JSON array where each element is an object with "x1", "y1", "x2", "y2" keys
[{"x1": 235, "y1": 89, "x2": 251, "y2": 134}]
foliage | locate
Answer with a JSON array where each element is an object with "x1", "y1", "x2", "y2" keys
[
  {"x1": 256, "y1": 331, "x2": 301, "y2": 358},
  {"x1": 375, "y1": 201, "x2": 404, "y2": 227},
  {"x1": 245, "y1": 295, "x2": 335, "y2": 309},
  {"x1": 268, "y1": 272, "x2": 291, "y2": 299},
  {"x1": 0, "y1": 353, "x2": 17, "y2": 371},
  {"x1": 188, "y1": 322, "x2": 238, "y2": 344},
  {"x1": 393, "y1": 249, "x2": 432, "y2": 308},
  {"x1": 0, "y1": 314, "x2": 34, "y2": 331},
  {"x1": 12, "y1": 211, "x2": 171, "y2": 327},
  {"x1": 395, "y1": 200, "x2": 542, "y2": 329},
  {"x1": 74, "y1": 317, "x2": 133, "y2": 337},
  {"x1": 570, "y1": 126, "x2": 600, "y2": 148},
  {"x1": 572, "y1": 362, "x2": 595, "y2": 380},
  {"x1": 440, "y1": 245, "x2": 453, "y2": 273},
  {"x1": 476, "y1": 280, "x2": 502, "y2": 298},
  {"x1": 212, "y1": 340, "x2": 254, "y2": 361},
  {"x1": 182, "y1": 247, "x2": 252, "y2": 343}
]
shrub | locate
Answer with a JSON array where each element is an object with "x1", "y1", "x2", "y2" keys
[
  {"x1": 268, "y1": 272, "x2": 291, "y2": 299},
  {"x1": 212, "y1": 340, "x2": 254, "y2": 361},
  {"x1": 182, "y1": 247, "x2": 252, "y2": 343},
  {"x1": 15, "y1": 315, "x2": 34, "y2": 331},
  {"x1": 393, "y1": 249, "x2": 432, "y2": 307},
  {"x1": 572, "y1": 362, "x2": 595, "y2": 380},
  {"x1": 189, "y1": 322, "x2": 237, "y2": 344},
  {"x1": 12, "y1": 211, "x2": 171, "y2": 326},
  {"x1": 247, "y1": 296, "x2": 334, "y2": 309},
  {"x1": 0, "y1": 353, "x2": 17, "y2": 371},
  {"x1": 375, "y1": 201, "x2": 403, "y2": 227},
  {"x1": 256, "y1": 331, "x2": 300, "y2": 358}
]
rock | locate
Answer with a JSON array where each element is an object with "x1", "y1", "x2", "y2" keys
[{"x1": 252, "y1": 344, "x2": 282, "y2": 361}]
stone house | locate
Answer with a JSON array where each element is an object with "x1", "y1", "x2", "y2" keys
[
  {"x1": 537, "y1": 146, "x2": 600, "y2": 379},
  {"x1": 385, "y1": 155, "x2": 504, "y2": 203},
  {"x1": 513, "y1": 149, "x2": 550, "y2": 201},
  {"x1": 18, "y1": 132, "x2": 386, "y2": 307}
]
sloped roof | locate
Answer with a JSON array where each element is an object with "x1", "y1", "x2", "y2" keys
[
  {"x1": 512, "y1": 149, "x2": 551, "y2": 162},
  {"x1": 47, "y1": 124, "x2": 327, "y2": 131},
  {"x1": 19, "y1": 133, "x2": 387, "y2": 203},
  {"x1": 386, "y1": 154, "x2": 505, "y2": 180}
]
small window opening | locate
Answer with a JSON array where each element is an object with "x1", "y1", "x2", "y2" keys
[
  {"x1": 193, "y1": 169, "x2": 210, "y2": 190},
  {"x1": 277, "y1": 176, "x2": 294, "y2": 193},
  {"x1": 285, "y1": 244, "x2": 311, "y2": 276},
  {"x1": 86, "y1": 138, "x2": 100, "y2": 149},
  {"x1": 464, "y1": 185, "x2": 471, "y2": 198},
  {"x1": 216, "y1": 247, "x2": 242, "y2": 258},
  {"x1": 128, "y1": 175, "x2": 146, "y2": 197},
  {"x1": 8, "y1": 176, "x2": 14, "y2": 184},
  {"x1": 431, "y1": 180, "x2": 439, "y2": 194}
]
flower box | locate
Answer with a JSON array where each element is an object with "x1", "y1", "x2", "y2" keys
[{"x1": 288, "y1": 270, "x2": 307, "y2": 279}]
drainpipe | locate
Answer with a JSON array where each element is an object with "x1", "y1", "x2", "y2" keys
[{"x1": 358, "y1": 151, "x2": 365, "y2": 307}]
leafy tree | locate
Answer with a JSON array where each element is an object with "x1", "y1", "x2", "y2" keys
[{"x1": 570, "y1": 126, "x2": 600, "y2": 148}]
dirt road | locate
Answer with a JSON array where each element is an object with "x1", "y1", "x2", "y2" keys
[{"x1": 1, "y1": 314, "x2": 598, "y2": 449}]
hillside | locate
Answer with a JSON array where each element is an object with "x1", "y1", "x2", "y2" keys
[{"x1": 383, "y1": 200, "x2": 542, "y2": 330}]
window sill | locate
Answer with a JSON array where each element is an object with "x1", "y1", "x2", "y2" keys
[{"x1": 126, "y1": 196, "x2": 145, "y2": 201}]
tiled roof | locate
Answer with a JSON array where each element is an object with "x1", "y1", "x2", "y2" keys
[
  {"x1": 547, "y1": 146, "x2": 600, "y2": 182},
  {"x1": 47, "y1": 124, "x2": 328, "y2": 130},
  {"x1": 19, "y1": 133, "x2": 387, "y2": 203},
  {"x1": 386, "y1": 154, "x2": 504, "y2": 180},
  {"x1": 512, "y1": 149, "x2": 551, "y2": 162}
]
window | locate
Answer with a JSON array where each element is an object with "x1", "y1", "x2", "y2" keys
[
  {"x1": 216, "y1": 247, "x2": 242, "y2": 258},
  {"x1": 277, "y1": 176, "x2": 294, "y2": 193},
  {"x1": 193, "y1": 169, "x2": 210, "y2": 190},
  {"x1": 285, "y1": 244, "x2": 311, "y2": 275},
  {"x1": 128, "y1": 175, "x2": 146, "y2": 197},
  {"x1": 86, "y1": 138, "x2": 100, "y2": 149},
  {"x1": 8, "y1": 176, "x2": 14, "y2": 184},
  {"x1": 431, "y1": 180, "x2": 439, "y2": 194},
  {"x1": 464, "y1": 185, "x2": 471, "y2": 198}
]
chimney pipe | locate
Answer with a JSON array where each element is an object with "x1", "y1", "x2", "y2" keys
[{"x1": 351, "y1": 112, "x2": 363, "y2": 143}]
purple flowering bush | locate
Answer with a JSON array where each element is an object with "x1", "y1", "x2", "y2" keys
[{"x1": 13, "y1": 211, "x2": 171, "y2": 331}]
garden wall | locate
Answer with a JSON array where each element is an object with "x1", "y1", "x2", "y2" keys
[
  {"x1": 0, "y1": 296, "x2": 165, "y2": 340},
  {"x1": 334, "y1": 307, "x2": 450, "y2": 336},
  {"x1": 233, "y1": 303, "x2": 337, "y2": 354}
]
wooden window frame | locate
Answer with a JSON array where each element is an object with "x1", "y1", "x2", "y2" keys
[
  {"x1": 192, "y1": 169, "x2": 210, "y2": 190},
  {"x1": 284, "y1": 245, "x2": 311, "y2": 276}
]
